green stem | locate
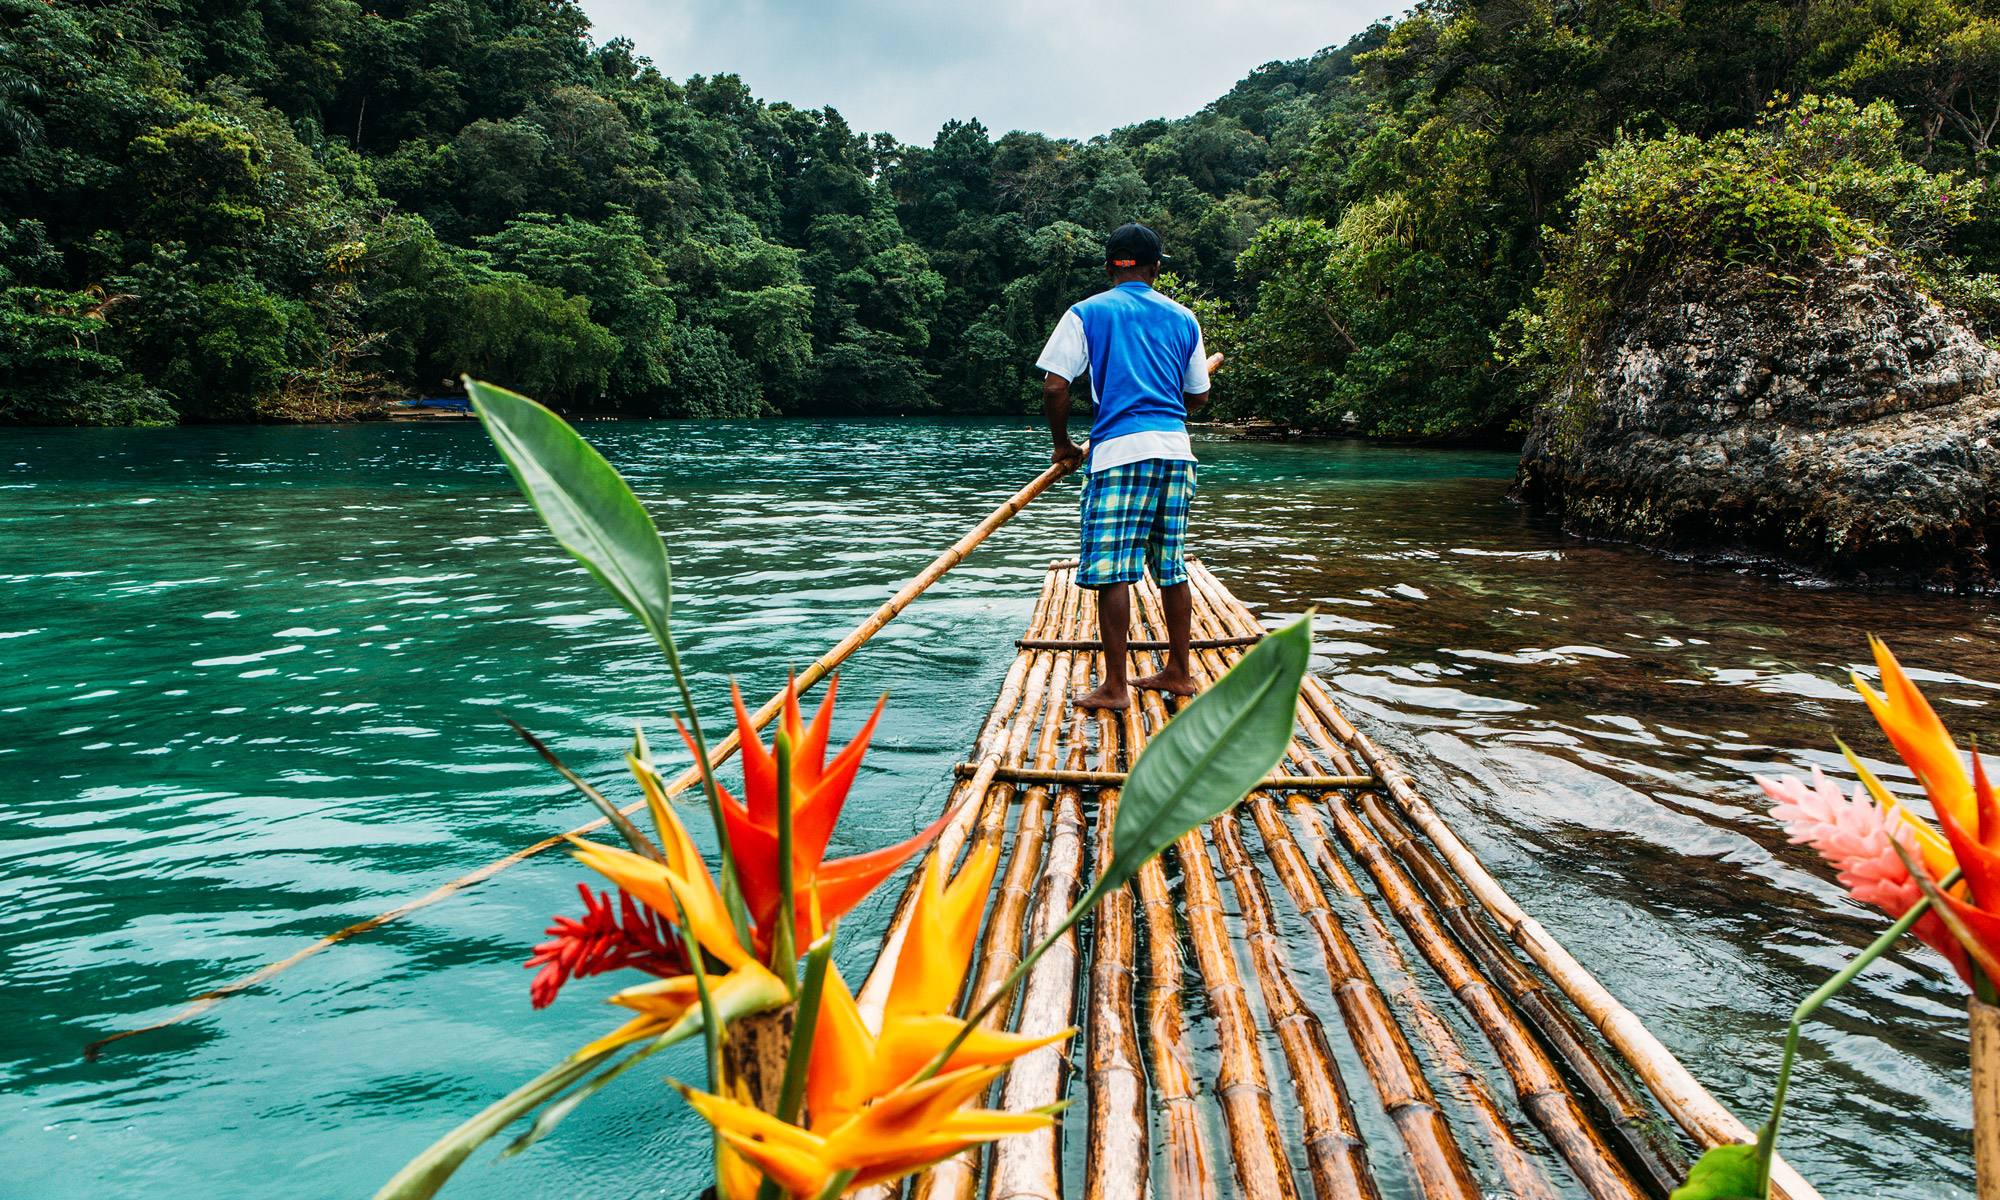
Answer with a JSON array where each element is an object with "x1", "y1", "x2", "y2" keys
[
  {"x1": 773, "y1": 732, "x2": 798, "y2": 990},
  {"x1": 754, "y1": 932, "x2": 836, "y2": 1200},
  {"x1": 807, "y1": 1168, "x2": 856, "y2": 1200},
  {"x1": 674, "y1": 878, "x2": 730, "y2": 1194},
  {"x1": 1754, "y1": 864, "x2": 1962, "y2": 1196},
  {"x1": 661, "y1": 631, "x2": 755, "y2": 951},
  {"x1": 777, "y1": 931, "x2": 833, "y2": 1124}
]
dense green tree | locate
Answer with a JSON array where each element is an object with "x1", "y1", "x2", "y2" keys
[
  {"x1": 437, "y1": 276, "x2": 615, "y2": 406},
  {"x1": 3, "y1": 0, "x2": 1996, "y2": 436}
]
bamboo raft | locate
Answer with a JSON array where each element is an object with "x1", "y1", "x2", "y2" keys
[{"x1": 855, "y1": 560, "x2": 1823, "y2": 1200}]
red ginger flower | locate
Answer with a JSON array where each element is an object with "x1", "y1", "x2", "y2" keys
[{"x1": 526, "y1": 882, "x2": 687, "y2": 1008}]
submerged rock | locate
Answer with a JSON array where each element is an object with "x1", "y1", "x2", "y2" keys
[{"x1": 1514, "y1": 251, "x2": 2000, "y2": 589}]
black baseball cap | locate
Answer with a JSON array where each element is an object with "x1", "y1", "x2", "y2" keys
[{"x1": 1105, "y1": 223, "x2": 1166, "y2": 266}]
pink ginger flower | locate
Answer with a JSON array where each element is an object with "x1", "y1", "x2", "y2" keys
[
  {"x1": 1760, "y1": 766, "x2": 1970, "y2": 977},
  {"x1": 1761, "y1": 767, "x2": 1922, "y2": 914}
]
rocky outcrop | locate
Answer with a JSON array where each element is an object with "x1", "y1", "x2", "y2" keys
[{"x1": 1514, "y1": 251, "x2": 2000, "y2": 589}]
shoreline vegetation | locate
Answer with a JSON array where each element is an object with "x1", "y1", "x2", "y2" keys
[{"x1": 2, "y1": 0, "x2": 1997, "y2": 440}]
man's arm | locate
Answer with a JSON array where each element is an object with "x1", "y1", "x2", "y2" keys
[
  {"x1": 1184, "y1": 351, "x2": 1222, "y2": 414},
  {"x1": 1044, "y1": 372, "x2": 1083, "y2": 470}
]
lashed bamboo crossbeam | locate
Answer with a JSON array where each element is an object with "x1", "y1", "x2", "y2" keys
[
  {"x1": 1180, "y1": 569, "x2": 1645, "y2": 1200},
  {"x1": 952, "y1": 765, "x2": 1378, "y2": 790},
  {"x1": 1175, "y1": 573, "x2": 1547, "y2": 1199},
  {"x1": 856, "y1": 566, "x2": 1070, "y2": 1031},
  {"x1": 1185, "y1": 560, "x2": 1822, "y2": 1200},
  {"x1": 1015, "y1": 634, "x2": 1264, "y2": 651},
  {"x1": 1354, "y1": 788, "x2": 1687, "y2": 1192},
  {"x1": 988, "y1": 647, "x2": 1090, "y2": 1200},
  {"x1": 1162, "y1": 582, "x2": 1484, "y2": 1200},
  {"x1": 1124, "y1": 694, "x2": 1220, "y2": 1200},
  {"x1": 1084, "y1": 668, "x2": 1149, "y2": 1200},
  {"x1": 1124, "y1": 599, "x2": 1301, "y2": 1200}
]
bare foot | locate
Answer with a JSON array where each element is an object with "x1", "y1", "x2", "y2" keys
[
  {"x1": 1071, "y1": 683, "x2": 1130, "y2": 711},
  {"x1": 1132, "y1": 669, "x2": 1198, "y2": 696}
]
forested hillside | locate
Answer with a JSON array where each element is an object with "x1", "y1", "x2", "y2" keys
[{"x1": 3, "y1": 0, "x2": 1997, "y2": 434}]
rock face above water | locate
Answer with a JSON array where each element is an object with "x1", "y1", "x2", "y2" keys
[{"x1": 1513, "y1": 251, "x2": 2000, "y2": 589}]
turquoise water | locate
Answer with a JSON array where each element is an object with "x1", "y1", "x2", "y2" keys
[{"x1": 0, "y1": 420, "x2": 1989, "y2": 1199}]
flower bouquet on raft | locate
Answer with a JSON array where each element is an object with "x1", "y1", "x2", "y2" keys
[
  {"x1": 1675, "y1": 639, "x2": 2000, "y2": 1199},
  {"x1": 373, "y1": 379, "x2": 1314, "y2": 1200}
]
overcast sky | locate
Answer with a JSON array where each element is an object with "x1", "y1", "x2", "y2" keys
[{"x1": 575, "y1": 0, "x2": 1394, "y2": 145}]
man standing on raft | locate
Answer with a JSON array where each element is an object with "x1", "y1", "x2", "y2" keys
[{"x1": 1037, "y1": 222, "x2": 1217, "y2": 711}]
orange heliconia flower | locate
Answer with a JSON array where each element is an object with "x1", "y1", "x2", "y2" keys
[
  {"x1": 682, "y1": 843, "x2": 1068, "y2": 1198},
  {"x1": 707, "y1": 677, "x2": 960, "y2": 953},
  {"x1": 686, "y1": 1065, "x2": 1048, "y2": 1199},
  {"x1": 1855, "y1": 636, "x2": 1975, "y2": 835},
  {"x1": 805, "y1": 840, "x2": 1066, "y2": 1130}
]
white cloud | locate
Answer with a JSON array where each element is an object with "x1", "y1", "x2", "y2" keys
[{"x1": 575, "y1": 0, "x2": 1390, "y2": 143}]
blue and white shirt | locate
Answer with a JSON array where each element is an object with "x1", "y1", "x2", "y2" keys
[{"x1": 1035, "y1": 282, "x2": 1210, "y2": 472}]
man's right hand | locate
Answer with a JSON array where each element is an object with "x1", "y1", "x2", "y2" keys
[{"x1": 1051, "y1": 438, "x2": 1084, "y2": 472}]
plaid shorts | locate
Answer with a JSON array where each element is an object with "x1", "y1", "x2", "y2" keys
[{"x1": 1078, "y1": 459, "x2": 1197, "y2": 589}]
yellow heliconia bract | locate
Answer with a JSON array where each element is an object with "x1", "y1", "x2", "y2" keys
[
  {"x1": 688, "y1": 1066, "x2": 1051, "y2": 1200},
  {"x1": 570, "y1": 960, "x2": 790, "y2": 1059},
  {"x1": 683, "y1": 840, "x2": 1069, "y2": 1198}
]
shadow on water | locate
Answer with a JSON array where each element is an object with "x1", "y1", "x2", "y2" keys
[{"x1": 0, "y1": 421, "x2": 1983, "y2": 1198}]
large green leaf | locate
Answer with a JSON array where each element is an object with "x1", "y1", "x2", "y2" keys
[
  {"x1": 1670, "y1": 1144, "x2": 1761, "y2": 1200},
  {"x1": 468, "y1": 377, "x2": 674, "y2": 650},
  {"x1": 1095, "y1": 613, "x2": 1311, "y2": 900}
]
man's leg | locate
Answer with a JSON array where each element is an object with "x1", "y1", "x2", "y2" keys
[
  {"x1": 1073, "y1": 462, "x2": 1142, "y2": 710},
  {"x1": 1072, "y1": 582, "x2": 1131, "y2": 710},
  {"x1": 1133, "y1": 579, "x2": 1194, "y2": 695},
  {"x1": 1133, "y1": 460, "x2": 1197, "y2": 695}
]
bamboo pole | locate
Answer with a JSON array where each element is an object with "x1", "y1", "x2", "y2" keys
[
  {"x1": 1125, "y1": 600, "x2": 1299, "y2": 1200},
  {"x1": 847, "y1": 574, "x2": 1073, "y2": 1200},
  {"x1": 1127, "y1": 683, "x2": 1220, "y2": 1200},
  {"x1": 1207, "y1": 810, "x2": 1385, "y2": 1200},
  {"x1": 1084, "y1": 607, "x2": 1149, "y2": 1200},
  {"x1": 1188, "y1": 562, "x2": 1822, "y2": 1200},
  {"x1": 1014, "y1": 635, "x2": 1264, "y2": 651},
  {"x1": 1975, "y1": 998, "x2": 2000, "y2": 1200},
  {"x1": 85, "y1": 461, "x2": 1084, "y2": 1059},
  {"x1": 1257, "y1": 792, "x2": 1553, "y2": 1200},
  {"x1": 913, "y1": 580, "x2": 1084, "y2": 1200},
  {"x1": 1102, "y1": 586, "x2": 1221, "y2": 1200},
  {"x1": 1172, "y1": 573, "x2": 1547, "y2": 1200},
  {"x1": 1179, "y1": 568, "x2": 1644, "y2": 1200},
  {"x1": 1129, "y1": 583, "x2": 1382, "y2": 1200},
  {"x1": 988, "y1": 640, "x2": 1091, "y2": 1200}
]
